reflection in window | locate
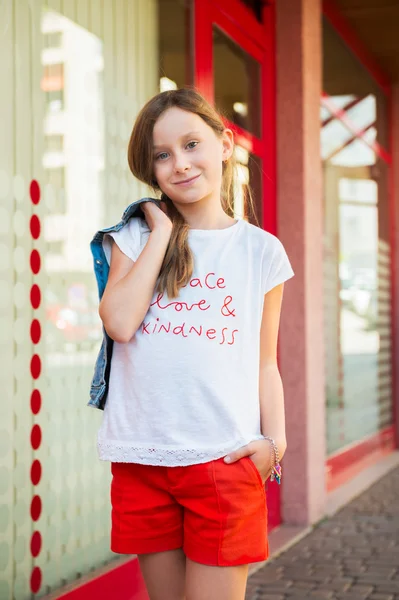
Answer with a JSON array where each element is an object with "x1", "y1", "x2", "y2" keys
[
  {"x1": 45, "y1": 134, "x2": 63, "y2": 152},
  {"x1": 41, "y1": 10, "x2": 104, "y2": 357},
  {"x1": 345, "y1": 94, "x2": 376, "y2": 131},
  {"x1": 36, "y1": 3, "x2": 160, "y2": 593},
  {"x1": 322, "y1": 18, "x2": 392, "y2": 455},
  {"x1": 213, "y1": 26, "x2": 261, "y2": 137},
  {"x1": 321, "y1": 117, "x2": 354, "y2": 161},
  {"x1": 45, "y1": 89, "x2": 64, "y2": 113},
  {"x1": 323, "y1": 18, "x2": 388, "y2": 149}
]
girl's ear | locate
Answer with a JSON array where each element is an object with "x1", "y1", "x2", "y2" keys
[{"x1": 222, "y1": 128, "x2": 234, "y2": 162}]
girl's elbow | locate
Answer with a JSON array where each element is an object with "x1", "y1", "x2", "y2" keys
[
  {"x1": 101, "y1": 318, "x2": 136, "y2": 343},
  {"x1": 110, "y1": 332, "x2": 133, "y2": 344},
  {"x1": 104, "y1": 322, "x2": 135, "y2": 343},
  {"x1": 98, "y1": 304, "x2": 137, "y2": 343}
]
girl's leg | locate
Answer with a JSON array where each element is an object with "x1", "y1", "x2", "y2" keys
[
  {"x1": 137, "y1": 548, "x2": 186, "y2": 600},
  {"x1": 185, "y1": 558, "x2": 249, "y2": 600}
]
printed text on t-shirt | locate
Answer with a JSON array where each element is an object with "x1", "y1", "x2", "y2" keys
[{"x1": 140, "y1": 272, "x2": 238, "y2": 345}]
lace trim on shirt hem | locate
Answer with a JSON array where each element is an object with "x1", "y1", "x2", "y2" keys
[{"x1": 97, "y1": 435, "x2": 265, "y2": 466}]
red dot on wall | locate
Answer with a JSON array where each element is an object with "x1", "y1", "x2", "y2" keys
[
  {"x1": 30, "y1": 215, "x2": 41, "y2": 240},
  {"x1": 30, "y1": 566, "x2": 42, "y2": 593},
  {"x1": 31, "y1": 460, "x2": 42, "y2": 485},
  {"x1": 30, "y1": 531, "x2": 42, "y2": 558},
  {"x1": 30, "y1": 354, "x2": 41, "y2": 379},
  {"x1": 30, "y1": 495, "x2": 42, "y2": 521},
  {"x1": 30, "y1": 284, "x2": 41, "y2": 309},
  {"x1": 31, "y1": 424, "x2": 42, "y2": 450},
  {"x1": 30, "y1": 389, "x2": 41, "y2": 414},
  {"x1": 30, "y1": 320, "x2": 41, "y2": 344},
  {"x1": 30, "y1": 180, "x2": 41, "y2": 205},
  {"x1": 30, "y1": 250, "x2": 41, "y2": 275}
]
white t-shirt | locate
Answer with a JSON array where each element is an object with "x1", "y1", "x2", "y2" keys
[{"x1": 97, "y1": 216, "x2": 294, "y2": 466}]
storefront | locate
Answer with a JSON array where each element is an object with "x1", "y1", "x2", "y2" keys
[
  {"x1": 0, "y1": 0, "x2": 397, "y2": 598},
  {"x1": 321, "y1": 6, "x2": 395, "y2": 490}
]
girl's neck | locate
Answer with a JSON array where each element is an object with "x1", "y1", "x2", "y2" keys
[
  {"x1": 172, "y1": 197, "x2": 235, "y2": 231},
  {"x1": 189, "y1": 217, "x2": 238, "y2": 231}
]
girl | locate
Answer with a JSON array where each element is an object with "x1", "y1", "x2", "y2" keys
[{"x1": 97, "y1": 88, "x2": 294, "y2": 600}]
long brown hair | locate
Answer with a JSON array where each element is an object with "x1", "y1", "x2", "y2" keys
[{"x1": 127, "y1": 87, "x2": 256, "y2": 299}]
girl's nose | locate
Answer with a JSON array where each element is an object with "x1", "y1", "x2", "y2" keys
[{"x1": 174, "y1": 155, "x2": 191, "y2": 173}]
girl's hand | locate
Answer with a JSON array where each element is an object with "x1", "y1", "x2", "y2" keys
[
  {"x1": 223, "y1": 439, "x2": 273, "y2": 484},
  {"x1": 142, "y1": 200, "x2": 173, "y2": 234}
]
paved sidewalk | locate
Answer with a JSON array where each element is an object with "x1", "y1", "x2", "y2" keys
[{"x1": 245, "y1": 467, "x2": 399, "y2": 600}]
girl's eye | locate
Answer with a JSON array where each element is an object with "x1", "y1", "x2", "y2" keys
[{"x1": 155, "y1": 142, "x2": 197, "y2": 160}]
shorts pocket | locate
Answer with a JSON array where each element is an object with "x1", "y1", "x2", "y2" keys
[{"x1": 244, "y1": 456, "x2": 265, "y2": 489}]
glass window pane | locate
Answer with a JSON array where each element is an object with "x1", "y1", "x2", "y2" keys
[
  {"x1": 322, "y1": 18, "x2": 392, "y2": 455},
  {"x1": 158, "y1": 0, "x2": 193, "y2": 90},
  {"x1": 321, "y1": 119, "x2": 355, "y2": 160},
  {"x1": 213, "y1": 26, "x2": 261, "y2": 137},
  {"x1": 339, "y1": 178, "x2": 377, "y2": 205},
  {"x1": 345, "y1": 94, "x2": 376, "y2": 132},
  {"x1": 323, "y1": 17, "x2": 388, "y2": 150},
  {"x1": 320, "y1": 105, "x2": 331, "y2": 121},
  {"x1": 330, "y1": 136, "x2": 376, "y2": 167},
  {"x1": 327, "y1": 94, "x2": 356, "y2": 110},
  {"x1": 322, "y1": 152, "x2": 392, "y2": 456},
  {"x1": 40, "y1": 7, "x2": 110, "y2": 589}
]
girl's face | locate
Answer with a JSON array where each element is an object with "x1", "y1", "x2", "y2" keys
[{"x1": 152, "y1": 107, "x2": 233, "y2": 205}]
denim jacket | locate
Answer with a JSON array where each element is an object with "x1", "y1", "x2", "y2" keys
[{"x1": 88, "y1": 197, "x2": 161, "y2": 410}]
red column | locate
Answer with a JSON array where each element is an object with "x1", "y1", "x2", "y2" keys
[{"x1": 276, "y1": 0, "x2": 326, "y2": 525}]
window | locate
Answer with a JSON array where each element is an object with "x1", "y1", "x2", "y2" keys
[
  {"x1": 322, "y1": 18, "x2": 392, "y2": 455},
  {"x1": 213, "y1": 26, "x2": 261, "y2": 137},
  {"x1": 158, "y1": 0, "x2": 193, "y2": 90}
]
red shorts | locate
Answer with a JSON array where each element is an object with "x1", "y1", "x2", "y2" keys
[{"x1": 110, "y1": 456, "x2": 269, "y2": 567}]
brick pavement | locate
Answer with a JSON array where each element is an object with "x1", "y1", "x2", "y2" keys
[{"x1": 245, "y1": 466, "x2": 399, "y2": 600}]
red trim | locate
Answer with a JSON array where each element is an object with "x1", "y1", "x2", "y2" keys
[
  {"x1": 326, "y1": 426, "x2": 395, "y2": 492},
  {"x1": 212, "y1": 0, "x2": 266, "y2": 51},
  {"x1": 193, "y1": 0, "x2": 213, "y2": 102},
  {"x1": 212, "y1": 7, "x2": 264, "y2": 61},
  {"x1": 222, "y1": 117, "x2": 265, "y2": 157},
  {"x1": 46, "y1": 557, "x2": 148, "y2": 600},
  {"x1": 322, "y1": 0, "x2": 391, "y2": 96}
]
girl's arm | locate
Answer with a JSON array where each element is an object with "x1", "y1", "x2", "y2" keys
[
  {"x1": 99, "y1": 226, "x2": 172, "y2": 343},
  {"x1": 259, "y1": 283, "x2": 287, "y2": 460}
]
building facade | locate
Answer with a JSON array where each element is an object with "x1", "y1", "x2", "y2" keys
[{"x1": 0, "y1": 0, "x2": 398, "y2": 598}]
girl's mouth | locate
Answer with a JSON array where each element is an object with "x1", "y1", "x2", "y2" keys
[{"x1": 173, "y1": 173, "x2": 201, "y2": 186}]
